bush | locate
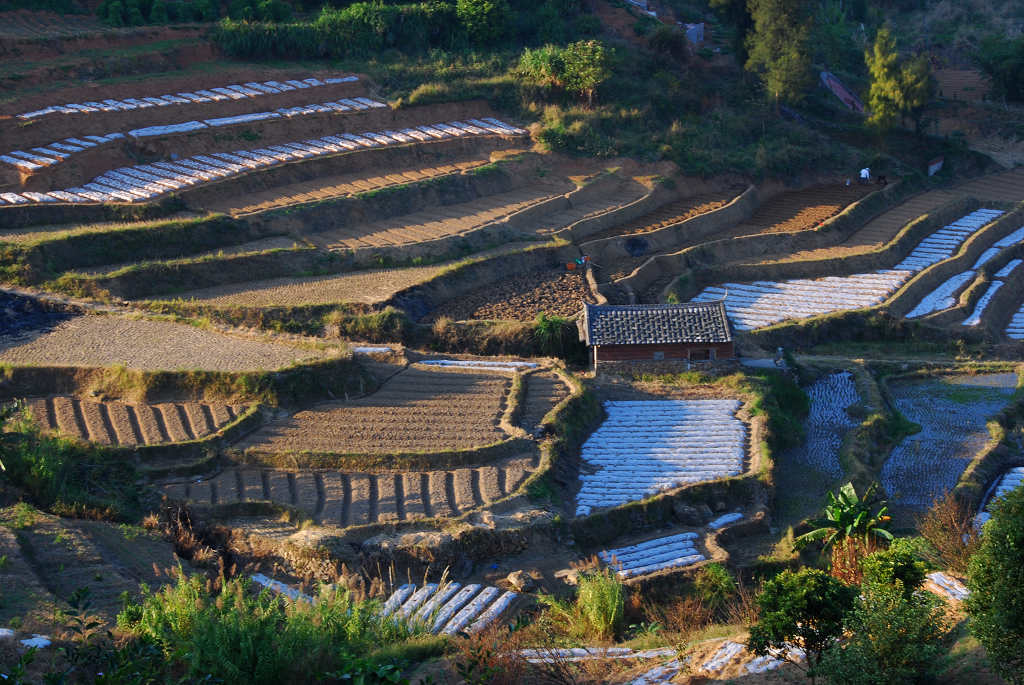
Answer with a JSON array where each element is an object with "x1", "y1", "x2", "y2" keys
[
  {"x1": 575, "y1": 568, "x2": 625, "y2": 640},
  {"x1": 693, "y1": 562, "x2": 737, "y2": 614},
  {"x1": 747, "y1": 568, "x2": 857, "y2": 679},
  {"x1": 817, "y1": 578, "x2": 947, "y2": 685},
  {"x1": 457, "y1": 0, "x2": 511, "y2": 45},
  {"x1": 976, "y1": 34, "x2": 1024, "y2": 103},
  {"x1": 119, "y1": 573, "x2": 418, "y2": 684},
  {"x1": 859, "y1": 547, "x2": 925, "y2": 599},
  {"x1": 967, "y1": 486, "x2": 1024, "y2": 685},
  {"x1": 916, "y1": 491, "x2": 980, "y2": 575}
]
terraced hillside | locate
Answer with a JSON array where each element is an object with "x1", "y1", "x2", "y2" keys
[
  {"x1": 425, "y1": 268, "x2": 596, "y2": 322},
  {"x1": 0, "y1": 313, "x2": 330, "y2": 371},
  {"x1": 584, "y1": 189, "x2": 743, "y2": 242},
  {"x1": 238, "y1": 365, "x2": 514, "y2": 455},
  {"x1": 22, "y1": 396, "x2": 247, "y2": 447},
  {"x1": 162, "y1": 453, "x2": 538, "y2": 525},
  {"x1": 934, "y1": 69, "x2": 991, "y2": 101}
]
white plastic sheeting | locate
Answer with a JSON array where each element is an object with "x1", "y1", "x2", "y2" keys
[
  {"x1": 926, "y1": 571, "x2": 969, "y2": 601},
  {"x1": 1007, "y1": 300, "x2": 1024, "y2": 340},
  {"x1": 381, "y1": 582, "x2": 517, "y2": 635},
  {"x1": 784, "y1": 372, "x2": 858, "y2": 478},
  {"x1": 518, "y1": 647, "x2": 676, "y2": 663},
  {"x1": 906, "y1": 271, "x2": 976, "y2": 318},
  {"x1": 600, "y1": 532, "x2": 705, "y2": 578},
  {"x1": 575, "y1": 399, "x2": 747, "y2": 516},
  {"x1": 692, "y1": 209, "x2": 1004, "y2": 330},
  {"x1": 962, "y1": 280, "x2": 1004, "y2": 326},
  {"x1": 419, "y1": 359, "x2": 537, "y2": 372},
  {"x1": 15, "y1": 76, "x2": 360, "y2": 120},
  {"x1": 4, "y1": 119, "x2": 527, "y2": 206},
  {"x1": 702, "y1": 641, "x2": 746, "y2": 672},
  {"x1": 975, "y1": 466, "x2": 1024, "y2": 528}
]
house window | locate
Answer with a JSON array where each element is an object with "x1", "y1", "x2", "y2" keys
[
  {"x1": 653, "y1": 351, "x2": 665, "y2": 361},
  {"x1": 689, "y1": 348, "x2": 710, "y2": 361}
]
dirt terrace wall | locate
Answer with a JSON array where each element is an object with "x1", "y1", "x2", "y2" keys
[
  {"x1": 22, "y1": 100, "x2": 501, "y2": 192},
  {"x1": 0, "y1": 197, "x2": 180, "y2": 230},
  {"x1": 558, "y1": 179, "x2": 678, "y2": 244},
  {"x1": 665, "y1": 195, "x2": 980, "y2": 303},
  {"x1": 182, "y1": 134, "x2": 524, "y2": 213}
]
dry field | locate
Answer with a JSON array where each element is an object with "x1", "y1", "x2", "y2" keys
[
  {"x1": 425, "y1": 268, "x2": 596, "y2": 322},
  {"x1": 934, "y1": 68, "x2": 991, "y2": 102},
  {"x1": 0, "y1": 314, "x2": 330, "y2": 371},
  {"x1": 209, "y1": 157, "x2": 506, "y2": 216},
  {"x1": 0, "y1": 10, "x2": 109, "y2": 40},
  {"x1": 162, "y1": 452, "x2": 538, "y2": 526},
  {"x1": 719, "y1": 184, "x2": 872, "y2": 239},
  {"x1": 238, "y1": 365, "x2": 513, "y2": 454},
  {"x1": 518, "y1": 371, "x2": 570, "y2": 433},
  {"x1": 306, "y1": 183, "x2": 568, "y2": 251},
  {"x1": 79, "y1": 236, "x2": 301, "y2": 277},
  {"x1": 22, "y1": 396, "x2": 247, "y2": 447},
  {"x1": 528, "y1": 178, "x2": 648, "y2": 237},
  {"x1": 584, "y1": 189, "x2": 743, "y2": 242}
]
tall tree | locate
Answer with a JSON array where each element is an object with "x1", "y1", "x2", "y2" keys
[
  {"x1": 865, "y1": 27, "x2": 933, "y2": 134},
  {"x1": 745, "y1": 0, "x2": 813, "y2": 106}
]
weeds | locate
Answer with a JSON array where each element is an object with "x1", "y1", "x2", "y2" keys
[
  {"x1": 541, "y1": 568, "x2": 625, "y2": 641},
  {"x1": 917, "y1": 492, "x2": 980, "y2": 575}
]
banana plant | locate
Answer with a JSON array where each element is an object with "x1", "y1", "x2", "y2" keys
[{"x1": 796, "y1": 482, "x2": 894, "y2": 550}]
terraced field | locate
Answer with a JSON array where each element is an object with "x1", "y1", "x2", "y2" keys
[
  {"x1": 528, "y1": 178, "x2": 648, "y2": 236},
  {"x1": 22, "y1": 396, "x2": 247, "y2": 447},
  {"x1": 517, "y1": 371, "x2": 570, "y2": 434},
  {"x1": 306, "y1": 183, "x2": 568, "y2": 251},
  {"x1": 882, "y1": 373, "x2": 1017, "y2": 509},
  {"x1": 719, "y1": 184, "x2": 871, "y2": 238},
  {"x1": 957, "y1": 168, "x2": 1024, "y2": 202},
  {"x1": 162, "y1": 453, "x2": 538, "y2": 525},
  {"x1": 0, "y1": 10, "x2": 108, "y2": 39},
  {"x1": 0, "y1": 313, "x2": 329, "y2": 371},
  {"x1": 425, "y1": 268, "x2": 596, "y2": 322},
  {"x1": 238, "y1": 365, "x2": 513, "y2": 455},
  {"x1": 934, "y1": 69, "x2": 991, "y2": 101},
  {"x1": 208, "y1": 157, "x2": 501, "y2": 216},
  {"x1": 583, "y1": 189, "x2": 742, "y2": 242}
]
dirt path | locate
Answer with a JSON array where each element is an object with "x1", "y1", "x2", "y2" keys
[
  {"x1": 204, "y1": 157, "x2": 507, "y2": 216},
  {"x1": 22, "y1": 396, "x2": 248, "y2": 447},
  {"x1": 517, "y1": 371, "x2": 570, "y2": 434},
  {"x1": 163, "y1": 452, "x2": 539, "y2": 527},
  {"x1": 307, "y1": 183, "x2": 569, "y2": 250},
  {"x1": 238, "y1": 365, "x2": 513, "y2": 454},
  {"x1": 0, "y1": 313, "x2": 331, "y2": 371}
]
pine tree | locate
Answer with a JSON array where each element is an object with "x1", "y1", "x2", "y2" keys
[
  {"x1": 149, "y1": 0, "x2": 169, "y2": 23},
  {"x1": 745, "y1": 0, "x2": 813, "y2": 106},
  {"x1": 865, "y1": 27, "x2": 932, "y2": 133}
]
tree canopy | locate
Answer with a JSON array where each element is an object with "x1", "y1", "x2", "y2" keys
[
  {"x1": 744, "y1": 0, "x2": 814, "y2": 105},
  {"x1": 865, "y1": 26, "x2": 932, "y2": 133}
]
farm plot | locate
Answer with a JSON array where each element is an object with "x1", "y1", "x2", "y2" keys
[
  {"x1": 0, "y1": 314, "x2": 329, "y2": 371},
  {"x1": 0, "y1": 119, "x2": 526, "y2": 206},
  {"x1": 0, "y1": 291, "x2": 74, "y2": 341},
  {"x1": 782, "y1": 372, "x2": 858, "y2": 480},
  {"x1": 238, "y1": 366, "x2": 512, "y2": 454},
  {"x1": 720, "y1": 184, "x2": 872, "y2": 238},
  {"x1": 582, "y1": 189, "x2": 742, "y2": 242},
  {"x1": 425, "y1": 268, "x2": 596, "y2": 322},
  {"x1": 907, "y1": 226, "x2": 1024, "y2": 318},
  {"x1": 691, "y1": 208, "x2": 1003, "y2": 330},
  {"x1": 575, "y1": 399, "x2": 747, "y2": 516},
  {"x1": 162, "y1": 453, "x2": 538, "y2": 525},
  {"x1": 0, "y1": 10, "x2": 109, "y2": 40},
  {"x1": 1006, "y1": 299, "x2": 1024, "y2": 339},
  {"x1": 975, "y1": 467, "x2": 1024, "y2": 528},
  {"x1": 21, "y1": 396, "x2": 246, "y2": 447},
  {"x1": 600, "y1": 531, "x2": 706, "y2": 578},
  {"x1": 306, "y1": 183, "x2": 567, "y2": 251},
  {"x1": 518, "y1": 371, "x2": 570, "y2": 434},
  {"x1": 882, "y1": 373, "x2": 1017, "y2": 510},
  {"x1": 383, "y1": 582, "x2": 518, "y2": 635},
  {"x1": 13, "y1": 75, "x2": 360, "y2": 122}
]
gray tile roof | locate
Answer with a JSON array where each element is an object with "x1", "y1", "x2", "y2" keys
[{"x1": 582, "y1": 302, "x2": 732, "y2": 346}]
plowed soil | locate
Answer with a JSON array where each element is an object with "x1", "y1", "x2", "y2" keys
[
  {"x1": 584, "y1": 189, "x2": 743, "y2": 242},
  {"x1": 22, "y1": 396, "x2": 247, "y2": 446},
  {"x1": 719, "y1": 184, "x2": 873, "y2": 238},
  {"x1": 162, "y1": 452, "x2": 539, "y2": 526},
  {"x1": 518, "y1": 371, "x2": 570, "y2": 433},
  {"x1": 934, "y1": 69, "x2": 991, "y2": 102},
  {"x1": 0, "y1": 10, "x2": 109, "y2": 40},
  {"x1": 238, "y1": 366, "x2": 512, "y2": 454},
  {"x1": 424, "y1": 268, "x2": 596, "y2": 322},
  {"x1": 0, "y1": 314, "x2": 330, "y2": 371}
]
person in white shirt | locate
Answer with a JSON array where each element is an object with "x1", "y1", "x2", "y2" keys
[{"x1": 860, "y1": 167, "x2": 870, "y2": 183}]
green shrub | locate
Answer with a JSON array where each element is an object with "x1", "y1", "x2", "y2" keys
[
  {"x1": 967, "y1": 486, "x2": 1024, "y2": 685},
  {"x1": 119, "y1": 573, "x2": 418, "y2": 684},
  {"x1": 574, "y1": 568, "x2": 625, "y2": 640},
  {"x1": 976, "y1": 34, "x2": 1024, "y2": 103},
  {"x1": 457, "y1": 0, "x2": 511, "y2": 45},
  {"x1": 747, "y1": 568, "x2": 857, "y2": 679},
  {"x1": 859, "y1": 547, "x2": 925, "y2": 600},
  {"x1": 693, "y1": 562, "x2": 737, "y2": 611},
  {"x1": 818, "y1": 572, "x2": 947, "y2": 685}
]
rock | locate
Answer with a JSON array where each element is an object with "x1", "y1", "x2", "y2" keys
[
  {"x1": 672, "y1": 501, "x2": 712, "y2": 525},
  {"x1": 507, "y1": 570, "x2": 535, "y2": 592},
  {"x1": 554, "y1": 569, "x2": 580, "y2": 586}
]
